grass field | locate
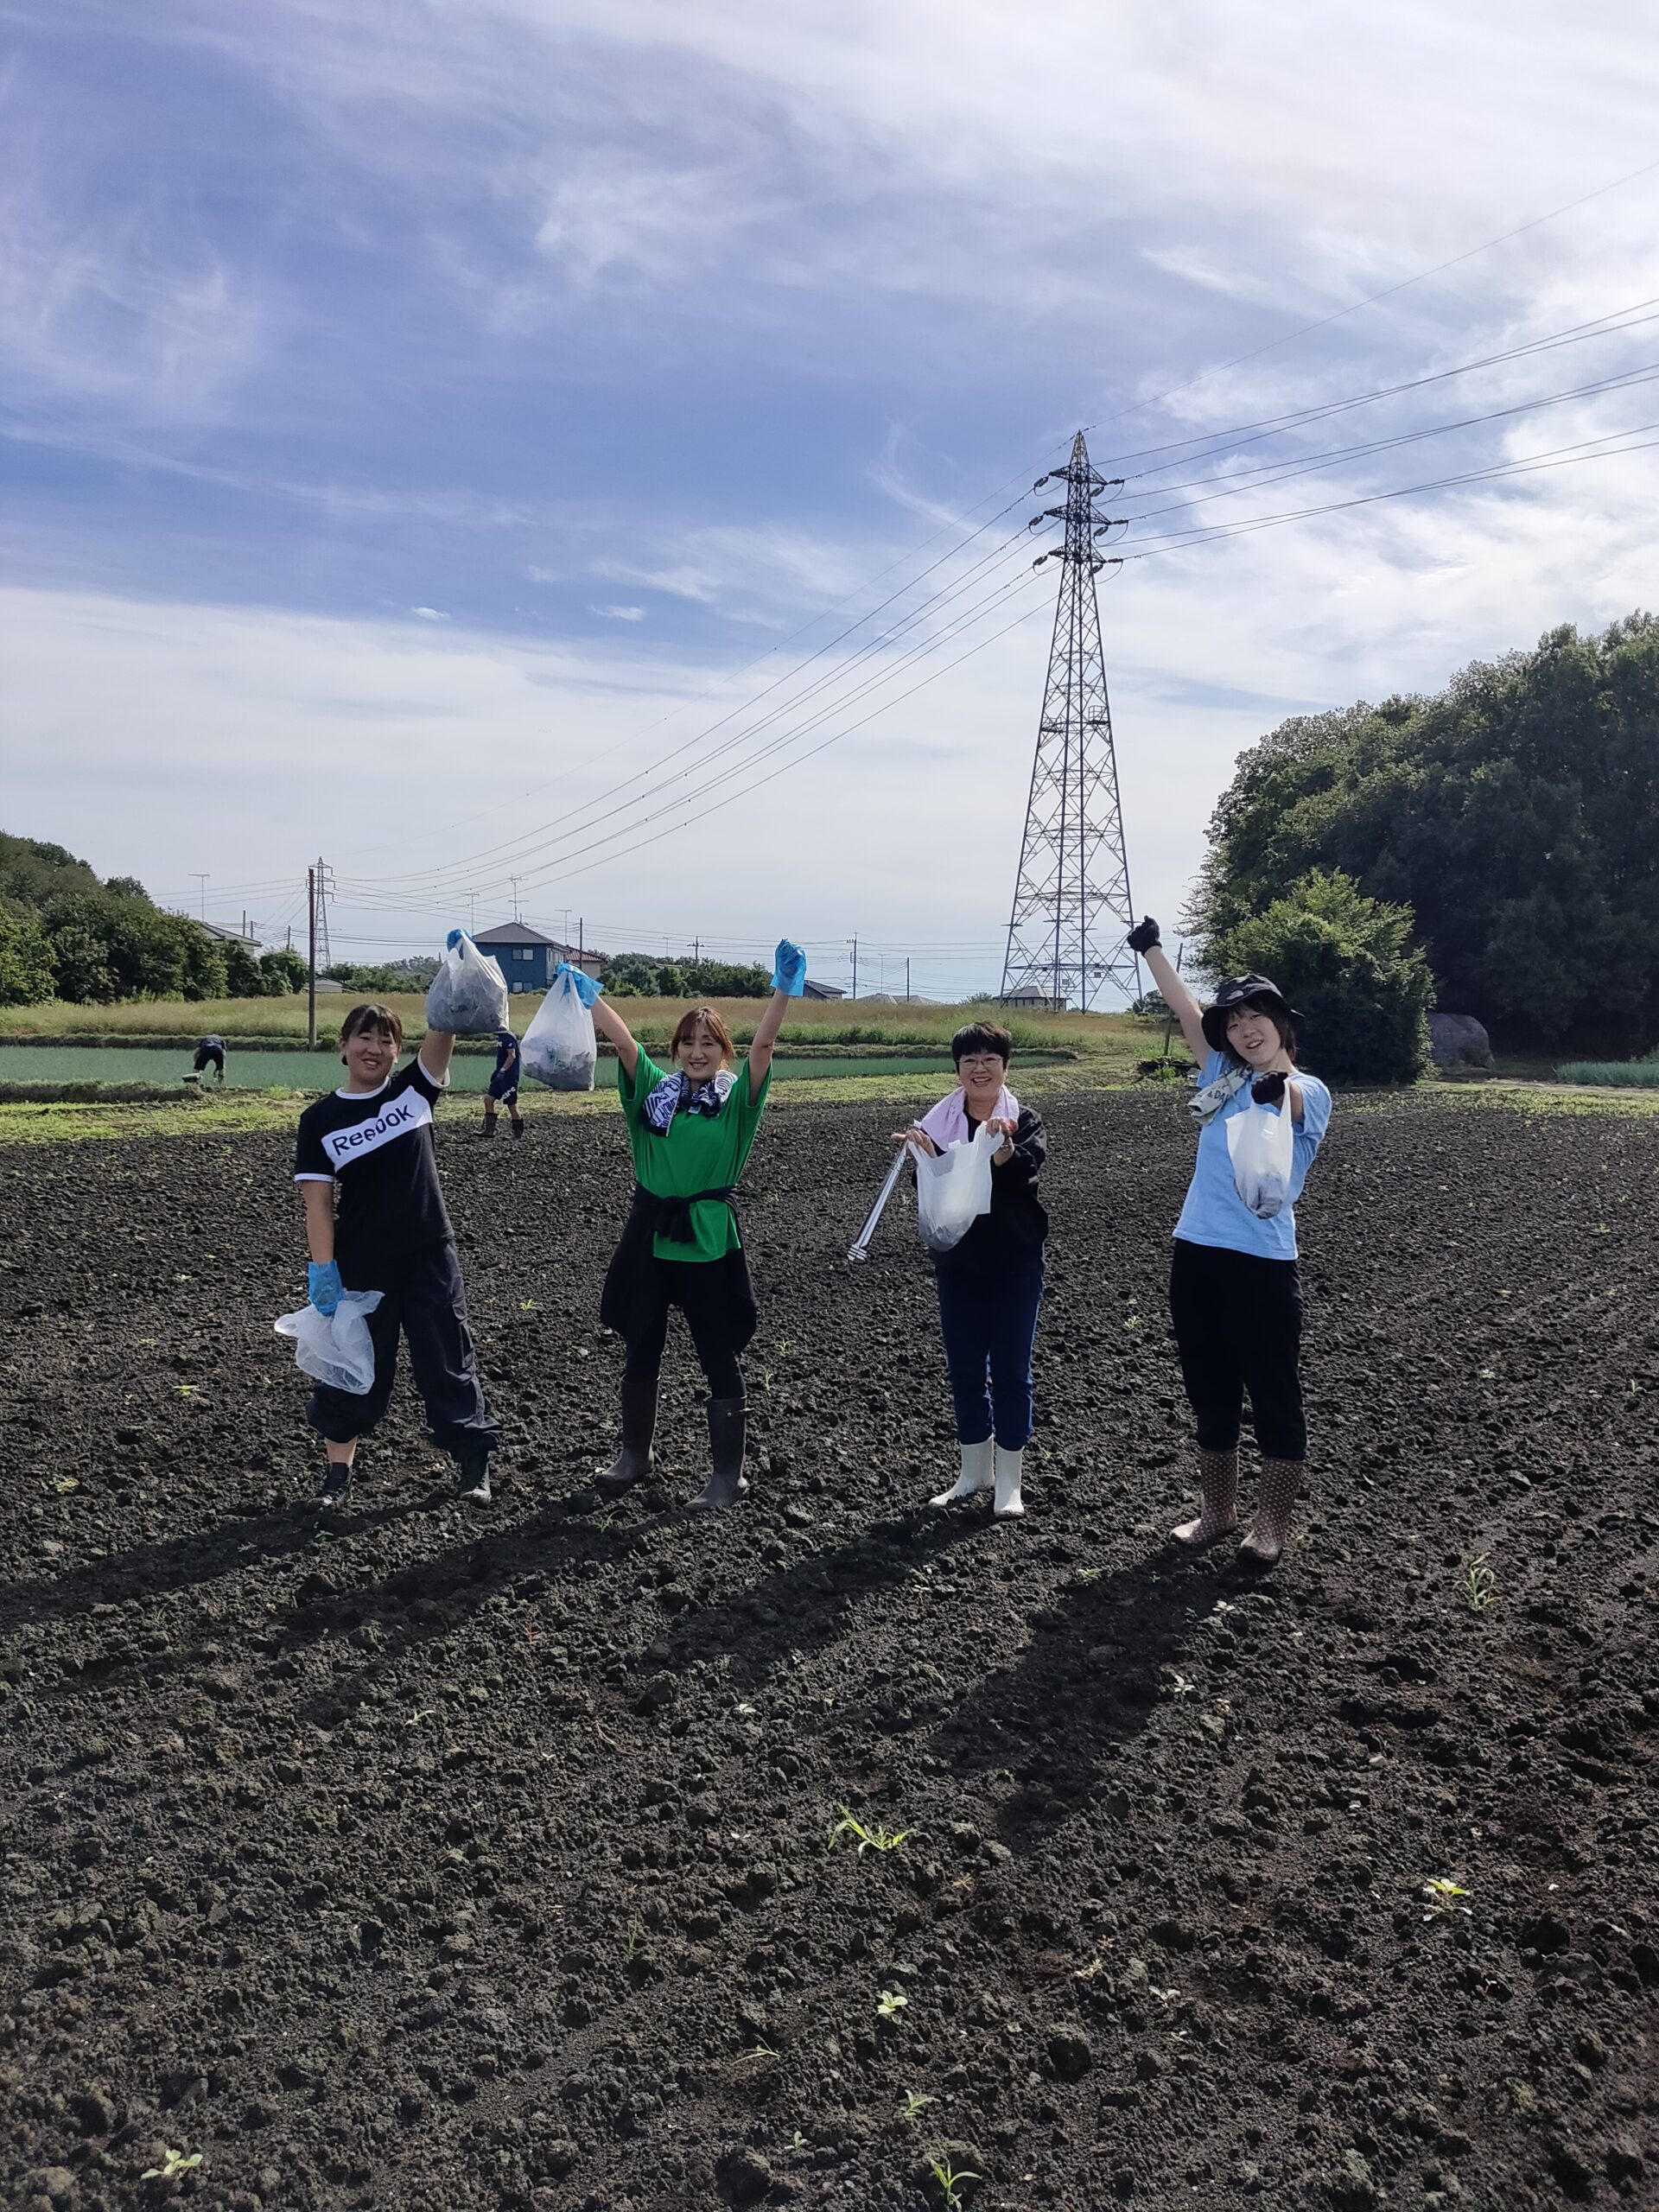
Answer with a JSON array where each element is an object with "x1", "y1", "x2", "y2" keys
[
  {"x1": 1554, "y1": 1057, "x2": 1659, "y2": 1086},
  {"x1": 0, "y1": 991, "x2": 1146, "y2": 1056}
]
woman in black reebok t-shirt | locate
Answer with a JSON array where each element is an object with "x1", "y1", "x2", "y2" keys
[{"x1": 294, "y1": 1001, "x2": 498, "y2": 1505}]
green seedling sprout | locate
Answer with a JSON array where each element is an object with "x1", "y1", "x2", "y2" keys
[
  {"x1": 1463, "y1": 1553, "x2": 1497, "y2": 1611},
  {"x1": 929, "y1": 2155, "x2": 981, "y2": 2209},
  {"x1": 830, "y1": 1807, "x2": 911, "y2": 1855},
  {"x1": 1422, "y1": 1876, "x2": 1471, "y2": 1921},
  {"x1": 899, "y1": 2089, "x2": 937, "y2": 2121},
  {"x1": 789, "y1": 2131, "x2": 809, "y2": 2153},
  {"x1": 749, "y1": 2038, "x2": 779, "y2": 2059},
  {"x1": 142, "y1": 2148, "x2": 203, "y2": 2180},
  {"x1": 622, "y1": 1918, "x2": 646, "y2": 1964},
  {"x1": 876, "y1": 1989, "x2": 909, "y2": 2020}
]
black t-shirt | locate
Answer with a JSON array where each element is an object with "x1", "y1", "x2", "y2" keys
[
  {"x1": 294, "y1": 1058, "x2": 453, "y2": 1281},
  {"x1": 934, "y1": 1106, "x2": 1049, "y2": 1277}
]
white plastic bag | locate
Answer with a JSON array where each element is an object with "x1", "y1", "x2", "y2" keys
[
  {"x1": 423, "y1": 931, "x2": 510, "y2": 1035},
  {"x1": 1225, "y1": 1097, "x2": 1295, "y2": 1219},
  {"x1": 912, "y1": 1123, "x2": 997, "y2": 1253},
  {"x1": 274, "y1": 1290, "x2": 385, "y2": 1394},
  {"x1": 520, "y1": 968, "x2": 596, "y2": 1090}
]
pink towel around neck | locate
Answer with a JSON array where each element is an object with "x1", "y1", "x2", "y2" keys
[{"x1": 917, "y1": 1084, "x2": 1020, "y2": 1149}]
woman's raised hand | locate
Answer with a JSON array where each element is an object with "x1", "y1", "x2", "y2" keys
[
  {"x1": 771, "y1": 939, "x2": 807, "y2": 996},
  {"x1": 893, "y1": 1127, "x2": 937, "y2": 1155},
  {"x1": 556, "y1": 960, "x2": 604, "y2": 1009}
]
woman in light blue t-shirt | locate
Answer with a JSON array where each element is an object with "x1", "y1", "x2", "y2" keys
[{"x1": 1128, "y1": 918, "x2": 1332, "y2": 1568}]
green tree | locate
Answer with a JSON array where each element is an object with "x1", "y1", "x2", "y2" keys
[
  {"x1": 0, "y1": 899, "x2": 56, "y2": 1006},
  {"x1": 1188, "y1": 614, "x2": 1659, "y2": 1054},
  {"x1": 260, "y1": 948, "x2": 308, "y2": 995},
  {"x1": 177, "y1": 925, "x2": 227, "y2": 1001},
  {"x1": 604, "y1": 953, "x2": 660, "y2": 995},
  {"x1": 1213, "y1": 869, "x2": 1433, "y2": 1087},
  {"x1": 221, "y1": 939, "x2": 265, "y2": 998}
]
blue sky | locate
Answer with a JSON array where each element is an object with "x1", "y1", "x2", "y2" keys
[{"x1": 4, "y1": 1, "x2": 1658, "y2": 995}]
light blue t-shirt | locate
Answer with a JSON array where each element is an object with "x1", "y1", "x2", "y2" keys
[{"x1": 1173, "y1": 1052, "x2": 1332, "y2": 1261}]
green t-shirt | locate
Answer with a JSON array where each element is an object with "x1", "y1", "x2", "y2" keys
[{"x1": 619, "y1": 1049, "x2": 773, "y2": 1262}]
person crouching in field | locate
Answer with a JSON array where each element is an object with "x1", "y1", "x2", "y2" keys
[
  {"x1": 904, "y1": 1020, "x2": 1047, "y2": 1521},
  {"x1": 294, "y1": 1001, "x2": 499, "y2": 1506},
  {"x1": 575, "y1": 941, "x2": 805, "y2": 1510},
  {"x1": 1128, "y1": 918, "x2": 1332, "y2": 1567}
]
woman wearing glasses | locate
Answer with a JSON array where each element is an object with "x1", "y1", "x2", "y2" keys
[{"x1": 899, "y1": 1020, "x2": 1048, "y2": 1519}]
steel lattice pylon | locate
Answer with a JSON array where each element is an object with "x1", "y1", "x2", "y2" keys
[{"x1": 1000, "y1": 430, "x2": 1140, "y2": 1011}]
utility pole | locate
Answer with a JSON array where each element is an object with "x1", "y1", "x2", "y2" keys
[
  {"x1": 578, "y1": 917, "x2": 584, "y2": 964},
  {"x1": 850, "y1": 936, "x2": 858, "y2": 1001},
  {"x1": 509, "y1": 876, "x2": 522, "y2": 924},
  {"x1": 307, "y1": 866, "x2": 317, "y2": 1048},
  {"x1": 191, "y1": 873, "x2": 208, "y2": 920},
  {"x1": 906, "y1": 957, "x2": 911, "y2": 1003},
  {"x1": 1001, "y1": 430, "x2": 1140, "y2": 1012}
]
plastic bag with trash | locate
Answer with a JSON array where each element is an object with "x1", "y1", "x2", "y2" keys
[
  {"x1": 423, "y1": 931, "x2": 510, "y2": 1035},
  {"x1": 912, "y1": 1122, "x2": 997, "y2": 1253},
  {"x1": 521, "y1": 967, "x2": 597, "y2": 1091},
  {"x1": 274, "y1": 1290, "x2": 385, "y2": 1394},
  {"x1": 1225, "y1": 1096, "x2": 1295, "y2": 1219}
]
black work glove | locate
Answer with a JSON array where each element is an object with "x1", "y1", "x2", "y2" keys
[
  {"x1": 1251, "y1": 1072, "x2": 1287, "y2": 1106},
  {"x1": 1126, "y1": 915, "x2": 1161, "y2": 953}
]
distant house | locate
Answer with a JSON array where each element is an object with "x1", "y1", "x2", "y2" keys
[
  {"x1": 802, "y1": 979, "x2": 845, "y2": 1001},
  {"x1": 1001, "y1": 987, "x2": 1067, "y2": 1011},
  {"x1": 192, "y1": 918, "x2": 264, "y2": 950},
  {"x1": 473, "y1": 920, "x2": 562, "y2": 993}
]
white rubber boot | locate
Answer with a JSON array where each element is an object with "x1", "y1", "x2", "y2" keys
[
  {"x1": 930, "y1": 1438, "x2": 993, "y2": 1508},
  {"x1": 993, "y1": 1443, "x2": 1026, "y2": 1520}
]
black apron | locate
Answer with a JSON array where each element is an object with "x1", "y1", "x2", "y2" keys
[{"x1": 599, "y1": 1184, "x2": 756, "y2": 1349}]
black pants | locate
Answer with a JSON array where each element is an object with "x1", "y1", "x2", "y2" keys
[
  {"x1": 1168, "y1": 1237, "x2": 1305, "y2": 1461},
  {"x1": 935, "y1": 1258, "x2": 1045, "y2": 1449},
  {"x1": 192, "y1": 1047, "x2": 224, "y2": 1077},
  {"x1": 622, "y1": 1253, "x2": 748, "y2": 1400},
  {"x1": 306, "y1": 1239, "x2": 499, "y2": 1460}
]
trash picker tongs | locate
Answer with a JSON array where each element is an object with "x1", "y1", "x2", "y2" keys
[{"x1": 847, "y1": 1141, "x2": 912, "y2": 1266}]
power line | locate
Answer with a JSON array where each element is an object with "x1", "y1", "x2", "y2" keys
[{"x1": 1081, "y1": 152, "x2": 1659, "y2": 437}]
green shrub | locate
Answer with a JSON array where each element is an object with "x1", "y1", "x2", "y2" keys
[{"x1": 1212, "y1": 868, "x2": 1433, "y2": 1087}]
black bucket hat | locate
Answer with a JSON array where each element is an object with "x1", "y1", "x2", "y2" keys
[{"x1": 1201, "y1": 973, "x2": 1303, "y2": 1055}]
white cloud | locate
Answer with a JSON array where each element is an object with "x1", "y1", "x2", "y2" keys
[
  {"x1": 410, "y1": 606, "x2": 449, "y2": 620},
  {"x1": 592, "y1": 603, "x2": 646, "y2": 620}
]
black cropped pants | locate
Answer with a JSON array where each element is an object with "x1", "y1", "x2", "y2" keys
[
  {"x1": 622, "y1": 1252, "x2": 749, "y2": 1401},
  {"x1": 306, "y1": 1239, "x2": 499, "y2": 1461},
  {"x1": 1168, "y1": 1236, "x2": 1306, "y2": 1462}
]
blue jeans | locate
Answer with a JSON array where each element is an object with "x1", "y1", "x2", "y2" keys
[{"x1": 934, "y1": 1259, "x2": 1045, "y2": 1450}]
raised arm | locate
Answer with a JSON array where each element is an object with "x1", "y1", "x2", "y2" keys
[
  {"x1": 1130, "y1": 918, "x2": 1209, "y2": 1063},
  {"x1": 748, "y1": 938, "x2": 805, "y2": 1102},
  {"x1": 419, "y1": 1027, "x2": 456, "y2": 1084},
  {"x1": 589, "y1": 992, "x2": 639, "y2": 1083},
  {"x1": 747, "y1": 988, "x2": 790, "y2": 1101}
]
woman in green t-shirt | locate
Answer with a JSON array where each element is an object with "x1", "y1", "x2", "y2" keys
[{"x1": 569, "y1": 939, "x2": 805, "y2": 1509}]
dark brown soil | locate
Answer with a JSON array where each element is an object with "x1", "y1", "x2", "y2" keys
[{"x1": 2, "y1": 1090, "x2": 1655, "y2": 2212}]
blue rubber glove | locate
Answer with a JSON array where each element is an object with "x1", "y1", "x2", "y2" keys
[
  {"x1": 445, "y1": 928, "x2": 464, "y2": 950},
  {"x1": 556, "y1": 960, "x2": 603, "y2": 1009},
  {"x1": 771, "y1": 938, "x2": 806, "y2": 996},
  {"x1": 308, "y1": 1261, "x2": 342, "y2": 1317}
]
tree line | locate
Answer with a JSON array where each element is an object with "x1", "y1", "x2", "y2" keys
[
  {"x1": 1187, "y1": 613, "x2": 1659, "y2": 1077},
  {"x1": 0, "y1": 835, "x2": 307, "y2": 1006}
]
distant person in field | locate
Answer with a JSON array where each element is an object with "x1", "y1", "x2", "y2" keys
[
  {"x1": 192, "y1": 1034, "x2": 226, "y2": 1084},
  {"x1": 575, "y1": 939, "x2": 805, "y2": 1510},
  {"x1": 484, "y1": 1026, "x2": 524, "y2": 1140},
  {"x1": 293, "y1": 995, "x2": 499, "y2": 1508},
  {"x1": 897, "y1": 1020, "x2": 1047, "y2": 1520},
  {"x1": 1128, "y1": 918, "x2": 1332, "y2": 1568}
]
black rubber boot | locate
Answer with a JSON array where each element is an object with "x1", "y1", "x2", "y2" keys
[
  {"x1": 599, "y1": 1374, "x2": 658, "y2": 1490},
  {"x1": 458, "y1": 1452, "x2": 493, "y2": 1503},
  {"x1": 689, "y1": 1395, "x2": 748, "y2": 1510}
]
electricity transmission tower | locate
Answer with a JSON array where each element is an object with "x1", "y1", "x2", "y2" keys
[{"x1": 1000, "y1": 431, "x2": 1140, "y2": 1011}]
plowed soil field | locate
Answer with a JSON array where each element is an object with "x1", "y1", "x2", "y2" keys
[{"x1": 2, "y1": 1089, "x2": 1655, "y2": 2212}]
